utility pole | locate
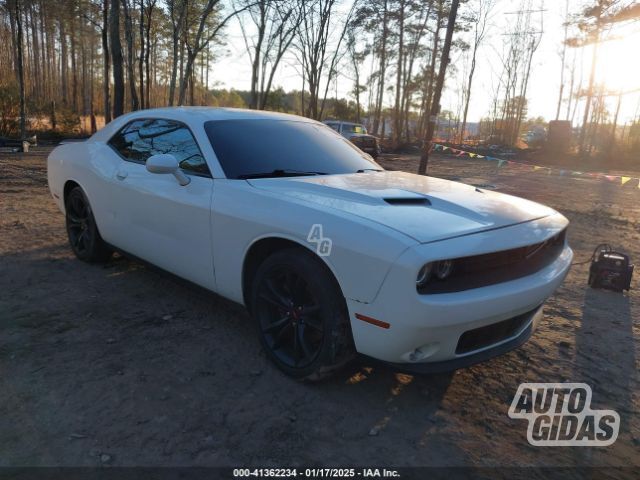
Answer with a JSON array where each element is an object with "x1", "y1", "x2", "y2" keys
[{"x1": 418, "y1": 0, "x2": 460, "y2": 175}]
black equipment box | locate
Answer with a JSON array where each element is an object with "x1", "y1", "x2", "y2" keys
[{"x1": 589, "y1": 249, "x2": 633, "y2": 292}]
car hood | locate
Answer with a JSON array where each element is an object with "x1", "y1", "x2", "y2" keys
[{"x1": 247, "y1": 171, "x2": 558, "y2": 243}]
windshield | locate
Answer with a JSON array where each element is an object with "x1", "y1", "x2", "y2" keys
[{"x1": 204, "y1": 119, "x2": 380, "y2": 179}]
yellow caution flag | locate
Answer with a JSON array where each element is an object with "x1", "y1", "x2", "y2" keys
[{"x1": 621, "y1": 176, "x2": 631, "y2": 185}]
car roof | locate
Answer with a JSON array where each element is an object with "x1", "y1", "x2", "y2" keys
[
  {"x1": 91, "y1": 107, "x2": 320, "y2": 142},
  {"x1": 323, "y1": 120, "x2": 362, "y2": 126},
  {"x1": 123, "y1": 107, "x2": 312, "y2": 124}
]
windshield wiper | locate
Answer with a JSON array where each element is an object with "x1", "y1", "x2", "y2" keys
[
  {"x1": 237, "y1": 169, "x2": 328, "y2": 179},
  {"x1": 356, "y1": 168, "x2": 384, "y2": 173}
]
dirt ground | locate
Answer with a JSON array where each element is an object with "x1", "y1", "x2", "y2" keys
[{"x1": 1, "y1": 147, "x2": 638, "y2": 472}]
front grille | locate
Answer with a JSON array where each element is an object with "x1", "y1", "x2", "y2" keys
[
  {"x1": 352, "y1": 136, "x2": 376, "y2": 148},
  {"x1": 456, "y1": 307, "x2": 538, "y2": 355},
  {"x1": 418, "y1": 229, "x2": 566, "y2": 294}
]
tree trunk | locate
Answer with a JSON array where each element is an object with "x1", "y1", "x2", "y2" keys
[
  {"x1": 578, "y1": 29, "x2": 600, "y2": 156},
  {"x1": 14, "y1": 0, "x2": 27, "y2": 140},
  {"x1": 606, "y1": 92, "x2": 622, "y2": 157},
  {"x1": 565, "y1": 49, "x2": 576, "y2": 121},
  {"x1": 138, "y1": 0, "x2": 145, "y2": 109},
  {"x1": 28, "y1": 2, "x2": 41, "y2": 98},
  {"x1": 250, "y1": 3, "x2": 267, "y2": 109},
  {"x1": 122, "y1": 0, "x2": 139, "y2": 111},
  {"x1": 373, "y1": 0, "x2": 388, "y2": 136},
  {"x1": 168, "y1": 0, "x2": 186, "y2": 107},
  {"x1": 145, "y1": 1, "x2": 154, "y2": 107},
  {"x1": 555, "y1": 0, "x2": 569, "y2": 121},
  {"x1": 513, "y1": 39, "x2": 536, "y2": 146},
  {"x1": 460, "y1": 45, "x2": 477, "y2": 144},
  {"x1": 392, "y1": 1, "x2": 404, "y2": 148},
  {"x1": 70, "y1": 12, "x2": 78, "y2": 112},
  {"x1": 59, "y1": 16, "x2": 68, "y2": 105},
  {"x1": 102, "y1": 0, "x2": 111, "y2": 123},
  {"x1": 178, "y1": 51, "x2": 195, "y2": 106},
  {"x1": 7, "y1": 0, "x2": 19, "y2": 83},
  {"x1": 418, "y1": 0, "x2": 460, "y2": 175},
  {"x1": 109, "y1": 0, "x2": 125, "y2": 118},
  {"x1": 420, "y1": 5, "x2": 442, "y2": 139}
]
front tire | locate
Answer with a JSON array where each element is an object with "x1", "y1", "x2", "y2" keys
[
  {"x1": 65, "y1": 186, "x2": 112, "y2": 263},
  {"x1": 250, "y1": 248, "x2": 354, "y2": 380}
]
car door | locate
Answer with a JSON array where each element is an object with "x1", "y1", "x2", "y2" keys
[{"x1": 107, "y1": 118, "x2": 215, "y2": 290}]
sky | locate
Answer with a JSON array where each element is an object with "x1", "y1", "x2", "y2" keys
[{"x1": 208, "y1": 0, "x2": 640, "y2": 125}]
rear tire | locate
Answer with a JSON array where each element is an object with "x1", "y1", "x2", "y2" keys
[
  {"x1": 250, "y1": 248, "x2": 354, "y2": 380},
  {"x1": 65, "y1": 186, "x2": 112, "y2": 263}
]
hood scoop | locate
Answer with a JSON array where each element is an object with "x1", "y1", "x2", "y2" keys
[{"x1": 383, "y1": 197, "x2": 431, "y2": 206}]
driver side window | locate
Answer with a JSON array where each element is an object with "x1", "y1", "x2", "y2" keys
[{"x1": 108, "y1": 119, "x2": 211, "y2": 177}]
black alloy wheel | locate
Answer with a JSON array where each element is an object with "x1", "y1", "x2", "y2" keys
[
  {"x1": 256, "y1": 265, "x2": 324, "y2": 369},
  {"x1": 251, "y1": 248, "x2": 353, "y2": 380}
]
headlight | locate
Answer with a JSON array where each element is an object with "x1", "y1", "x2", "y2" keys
[
  {"x1": 417, "y1": 259, "x2": 454, "y2": 288},
  {"x1": 435, "y1": 259, "x2": 453, "y2": 279},
  {"x1": 416, "y1": 263, "x2": 433, "y2": 287}
]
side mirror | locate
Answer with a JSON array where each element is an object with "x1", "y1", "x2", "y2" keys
[{"x1": 146, "y1": 154, "x2": 190, "y2": 186}]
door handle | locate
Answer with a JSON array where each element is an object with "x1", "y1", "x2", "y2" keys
[{"x1": 116, "y1": 170, "x2": 128, "y2": 180}]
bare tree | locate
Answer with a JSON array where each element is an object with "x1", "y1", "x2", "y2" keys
[
  {"x1": 419, "y1": 0, "x2": 461, "y2": 175},
  {"x1": 167, "y1": 0, "x2": 187, "y2": 106},
  {"x1": 572, "y1": 0, "x2": 618, "y2": 155},
  {"x1": 143, "y1": 0, "x2": 156, "y2": 107},
  {"x1": 58, "y1": 5, "x2": 69, "y2": 106},
  {"x1": 101, "y1": 0, "x2": 111, "y2": 122},
  {"x1": 177, "y1": 0, "x2": 251, "y2": 106},
  {"x1": 555, "y1": 0, "x2": 569, "y2": 121},
  {"x1": 237, "y1": 0, "x2": 299, "y2": 110},
  {"x1": 318, "y1": 1, "x2": 357, "y2": 119},
  {"x1": 392, "y1": 0, "x2": 407, "y2": 148},
  {"x1": 109, "y1": 0, "x2": 124, "y2": 117},
  {"x1": 459, "y1": 0, "x2": 494, "y2": 143},
  {"x1": 418, "y1": 0, "x2": 445, "y2": 140},
  {"x1": 296, "y1": 0, "x2": 345, "y2": 120},
  {"x1": 297, "y1": 0, "x2": 334, "y2": 119},
  {"x1": 346, "y1": 29, "x2": 366, "y2": 122},
  {"x1": 400, "y1": 0, "x2": 433, "y2": 142},
  {"x1": 564, "y1": 47, "x2": 578, "y2": 121},
  {"x1": 122, "y1": 0, "x2": 140, "y2": 110},
  {"x1": 10, "y1": 0, "x2": 26, "y2": 139}
]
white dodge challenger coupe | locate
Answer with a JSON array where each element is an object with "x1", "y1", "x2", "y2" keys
[{"x1": 48, "y1": 107, "x2": 572, "y2": 379}]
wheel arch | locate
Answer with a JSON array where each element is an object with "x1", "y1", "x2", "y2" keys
[
  {"x1": 62, "y1": 180, "x2": 109, "y2": 241},
  {"x1": 241, "y1": 235, "x2": 346, "y2": 312},
  {"x1": 63, "y1": 179, "x2": 81, "y2": 206}
]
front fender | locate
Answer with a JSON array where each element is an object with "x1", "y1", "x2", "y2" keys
[{"x1": 210, "y1": 179, "x2": 417, "y2": 305}]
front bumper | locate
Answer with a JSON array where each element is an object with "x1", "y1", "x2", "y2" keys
[
  {"x1": 360, "y1": 305, "x2": 542, "y2": 374},
  {"x1": 346, "y1": 215, "x2": 572, "y2": 367}
]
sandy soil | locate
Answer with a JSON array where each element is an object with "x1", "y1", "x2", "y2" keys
[{"x1": 0, "y1": 148, "x2": 638, "y2": 471}]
